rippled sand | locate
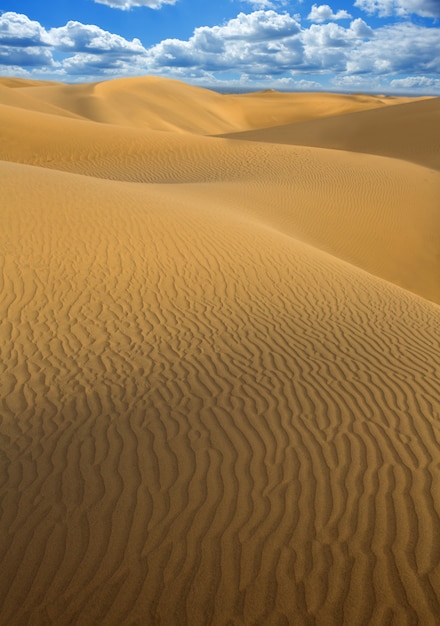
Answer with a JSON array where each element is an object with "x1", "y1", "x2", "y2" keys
[{"x1": 1, "y1": 77, "x2": 439, "y2": 625}]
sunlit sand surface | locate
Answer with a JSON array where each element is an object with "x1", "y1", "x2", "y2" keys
[{"x1": 1, "y1": 77, "x2": 439, "y2": 625}]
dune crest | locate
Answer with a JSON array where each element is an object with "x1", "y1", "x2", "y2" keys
[{"x1": 0, "y1": 76, "x2": 439, "y2": 625}]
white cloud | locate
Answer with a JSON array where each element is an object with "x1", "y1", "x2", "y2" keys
[
  {"x1": 145, "y1": 12, "x2": 439, "y2": 84},
  {"x1": 285, "y1": 78, "x2": 324, "y2": 89},
  {"x1": 147, "y1": 12, "x2": 302, "y2": 74},
  {"x1": 299, "y1": 19, "x2": 373, "y2": 72},
  {"x1": 346, "y1": 22, "x2": 440, "y2": 74},
  {"x1": 148, "y1": 15, "x2": 373, "y2": 81},
  {"x1": 0, "y1": 12, "x2": 54, "y2": 67},
  {"x1": 350, "y1": 18, "x2": 375, "y2": 37},
  {"x1": 62, "y1": 52, "x2": 143, "y2": 75},
  {"x1": 307, "y1": 4, "x2": 352, "y2": 22},
  {"x1": 238, "y1": 0, "x2": 276, "y2": 7},
  {"x1": 93, "y1": 0, "x2": 177, "y2": 9},
  {"x1": 47, "y1": 21, "x2": 149, "y2": 79},
  {"x1": 354, "y1": 0, "x2": 402, "y2": 15},
  {"x1": 402, "y1": 0, "x2": 440, "y2": 16},
  {"x1": 49, "y1": 21, "x2": 146, "y2": 54},
  {"x1": 0, "y1": 12, "x2": 147, "y2": 73},
  {"x1": 331, "y1": 72, "x2": 440, "y2": 95},
  {"x1": 390, "y1": 76, "x2": 440, "y2": 89},
  {"x1": 302, "y1": 19, "x2": 373, "y2": 48},
  {"x1": 237, "y1": 0, "x2": 289, "y2": 8},
  {"x1": 354, "y1": 0, "x2": 440, "y2": 17},
  {"x1": 213, "y1": 11, "x2": 301, "y2": 41},
  {"x1": 0, "y1": 11, "x2": 50, "y2": 47}
]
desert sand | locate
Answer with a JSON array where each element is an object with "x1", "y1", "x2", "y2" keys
[{"x1": 0, "y1": 76, "x2": 439, "y2": 625}]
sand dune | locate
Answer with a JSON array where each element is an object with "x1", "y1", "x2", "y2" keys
[
  {"x1": 1, "y1": 92, "x2": 438, "y2": 303},
  {"x1": 0, "y1": 76, "x2": 439, "y2": 625},
  {"x1": 1, "y1": 75, "x2": 417, "y2": 133},
  {"x1": 221, "y1": 96, "x2": 440, "y2": 170}
]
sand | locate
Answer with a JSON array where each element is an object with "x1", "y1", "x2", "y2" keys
[{"x1": 0, "y1": 76, "x2": 439, "y2": 625}]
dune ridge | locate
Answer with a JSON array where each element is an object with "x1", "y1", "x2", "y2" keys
[{"x1": 0, "y1": 76, "x2": 439, "y2": 625}]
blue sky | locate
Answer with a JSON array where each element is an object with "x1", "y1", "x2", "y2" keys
[{"x1": 0, "y1": 0, "x2": 439, "y2": 93}]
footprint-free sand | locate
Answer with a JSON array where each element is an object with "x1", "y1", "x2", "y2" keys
[{"x1": 1, "y1": 77, "x2": 439, "y2": 625}]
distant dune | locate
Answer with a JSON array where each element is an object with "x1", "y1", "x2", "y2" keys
[
  {"x1": 1, "y1": 75, "x2": 416, "y2": 133},
  {"x1": 0, "y1": 76, "x2": 439, "y2": 625},
  {"x1": 220, "y1": 95, "x2": 440, "y2": 170}
]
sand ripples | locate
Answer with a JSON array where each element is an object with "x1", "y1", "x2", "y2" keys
[{"x1": 1, "y1": 78, "x2": 440, "y2": 625}]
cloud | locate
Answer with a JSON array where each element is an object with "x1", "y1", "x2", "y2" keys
[
  {"x1": 354, "y1": 0, "x2": 403, "y2": 15},
  {"x1": 307, "y1": 4, "x2": 352, "y2": 22},
  {"x1": 0, "y1": 9, "x2": 439, "y2": 93},
  {"x1": 0, "y1": 11, "x2": 50, "y2": 47},
  {"x1": 0, "y1": 46, "x2": 54, "y2": 67},
  {"x1": 0, "y1": 12, "x2": 54, "y2": 67},
  {"x1": 390, "y1": 76, "x2": 440, "y2": 89},
  {"x1": 147, "y1": 12, "x2": 302, "y2": 74},
  {"x1": 331, "y1": 73, "x2": 385, "y2": 89},
  {"x1": 213, "y1": 11, "x2": 301, "y2": 41},
  {"x1": 354, "y1": 0, "x2": 440, "y2": 18},
  {"x1": 146, "y1": 14, "x2": 379, "y2": 79},
  {"x1": 49, "y1": 21, "x2": 146, "y2": 54},
  {"x1": 284, "y1": 78, "x2": 324, "y2": 89},
  {"x1": 0, "y1": 12, "x2": 147, "y2": 73},
  {"x1": 346, "y1": 22, "x2": 440, "y2": 74},
  {"x1": 62, "y1": 52, "x2": 139, "y2": 74},
  {"x1": 47, "y1": 21, "x2": 149, "y2": 79},
  {"x1": 402, "y1": 0, "x2": 440, "y2": 16},
  {"x1": 236, "y1": 0, "x2": 289, "y2": 8},
  {"x1": 92, "y1": 0, "x2": 177, "y2": 9},
  {"x1": 145, "y1": 12, "x2": 439, "y2": 89},
  {"x1": 302, "y1": 19, "x2": 373, "y2": 49}
]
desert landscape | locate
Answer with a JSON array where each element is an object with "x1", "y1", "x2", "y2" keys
[{"x1": 0, "y1": 76, "x2": 439, "y2": 625}]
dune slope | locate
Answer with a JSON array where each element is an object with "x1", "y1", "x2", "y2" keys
[
  {"x1": 0, "y1": 97, "x2": 439, "y2": 303},
  {"x1": 220, "y1": 96, "x2": 440, "y2": 170},
  {"x1": 0, "y1": 77, "x2": 439, "y2": 626}
]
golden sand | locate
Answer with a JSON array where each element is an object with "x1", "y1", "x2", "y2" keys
[{"x1": 0, "y1": 77, "x2": 439, "y2": 625}]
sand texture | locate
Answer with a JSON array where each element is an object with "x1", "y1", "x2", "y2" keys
[
  {"x1": 0, "y1": 77, "x2": 440, "y2": 625},
  {"x1": 220, "y1": 96, "x2": 440, "y2": 171}
]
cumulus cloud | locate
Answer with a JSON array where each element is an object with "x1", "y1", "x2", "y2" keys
[
  {"x1": 146, "y1": 12, "x2": 302, "y2": 74},
  {"x1": 303, "y1": 19, "x2": 372, "y2": 49},
  {"x1": 307, "y1": 4, "x2": 352, "y2": 22},
  {"x1": 213, "y1": 11, "x2": 301, "y2": 41},
  {"x1": 0, "y1": 11, "x2": 50, "y2": 47},
  {"x1": 62, "y1": 52, "x2": 143, "y2": 75},
  {"x1": 0, "y1": 12, "x2": 147, "y2": 73},
  {"x1": 93, "y1": 0, "x2": 177, "y2": 9},
  {"x1": 49, "y1": 21, "x2": 146, "y2": 54},
  {"x1": 354, "y1": 0, "x2": 440, "y2": 17},
  {"x1": 47, "y1": 22, "x2": 149, "y2": 79},
  {"x1": 346, "y1": 22, "x2": 440, "y2": 74},
  {"x1": 150, "y1": 16, "x2": 371, "y2": 79},
  {"x1": 145, "y1": 11, "x2": 440, "y2": 89},
  {"x1": 0, "y1": 12, "x2": 54, "y2": 67}
]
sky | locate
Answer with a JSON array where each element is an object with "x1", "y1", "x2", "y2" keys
[{"x1": 0, "y1": 0, "x2": 439, "y2": 94}]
